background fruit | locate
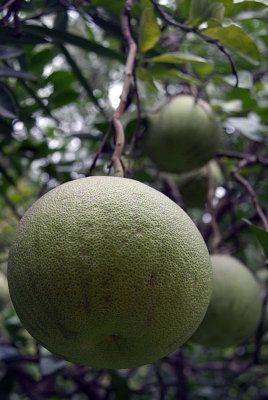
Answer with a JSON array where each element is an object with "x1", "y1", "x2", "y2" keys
[
  {"x1": 191, "y1": 254, "x2": 263, "y2": 347},
  {"x1": 8, "y1": 176, "x2": 212, "y2": 369},
  {"x1": 163, "y1": 160, "x2": 223, "y2": 208},
  {"x1": 144, "y1": 95, "x2": 221, "y2": 173}
]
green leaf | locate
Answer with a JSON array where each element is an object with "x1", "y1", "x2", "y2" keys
[
  {"x1": 138, "y1": 0, "x2": 161, "y2": 53},
  {"x1": 0, "y1": 26, "x2": 48, "y2": 45},
  {"x1": 23, "y1": 25, "x2": 124, "y2": 62},
  {"x1": 227, "y1": 1, "x2": 268, "y2": 18},
  {"x1": 0, "y1": 83, "x2": 18, "y2": 119},
  {"x1": 203, "y1": 24, "x2": 261, "y2": 63},
  {"x1": 190, "y1": 0, "x2": 211, "y2": 23},
  {"x1": 227, "y1": 114, "x2": 263, "y2": 142},
  {"x1": 189, "y1": 0, "x2": 225, "y2": 24},
  {"x1": 148, "y1": 65, "x2": 203, "y2": 86},
  {"x1": 49, "y1": 91, "x2": 79, "y2": 108},
  {"x1": 0, "y1": 46, "x2": 23, "y2": 60},
  {"x1": 19, "y1": 80, "x2": 57, "y2": 122},
  {"x1": 136, "y1": 66, "x2": 157, "y2": 92},
  {"x1": 87, "y1": 9, "x2": 122, "y2": 40},
  {"x1": 59, "y1": 44, "x2": 105, "y2": 114},
  {"x1": 218, "y1": 0, "x2": 233, "y2": 14},
  {"x1": 29, "y1": 48, "x2": 58, "y2": 76},
  {"x1": 54, "y1": 10, "x2": 69, "y2": 30},
  {"x1": 177, "y1": 0, "x2": 192, "y2": 19},
  {"x1": 243, "y1": 219, "x2": 268, "y2": 257},
  {"x1": 0, "y1": 67, "x2": 36, "y2": 81},
  {"x1": 146, "y1": 51, "x2": 212, "y2": 66},
  {"x1": 208, "y1": 2, "x2": 225, "y2": 23},
  {"x1": 45, "y1": 70, "x2": 76, "y2": 91}
]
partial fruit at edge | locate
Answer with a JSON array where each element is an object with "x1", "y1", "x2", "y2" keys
[{"x1": 191, "y1": 254, "x2": 264, "y2": 348}]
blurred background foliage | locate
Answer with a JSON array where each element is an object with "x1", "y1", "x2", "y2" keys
[{"x1": 0, "y1": 0, "x2": 268, "y2": 399}]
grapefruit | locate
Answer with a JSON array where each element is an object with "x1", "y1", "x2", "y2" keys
[
  {"x1": 144, "y1": 95, "x2": 221, "y2": 173},
  {"x1": 191, "y1": 254, "x2": 263, "y2": 347},
  {"x1": 8, "y1": 176, "x2": 212, "y2": 369}
]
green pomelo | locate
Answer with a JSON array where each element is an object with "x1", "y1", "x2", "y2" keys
[
  {"x1": 163, "y1": 161, "x2": 223, "y2": 208},
  {"x1": 8, "y1": 176, "x2": 212, "y2": 369},
  {"x1": 144, "y1": 95, "x2": 221, "y2": 173},
  {"x1": 191, "y1": 254, "x2": 263, "y2": 348}
]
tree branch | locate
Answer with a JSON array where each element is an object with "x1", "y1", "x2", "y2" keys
[
  {"x1": 111, "y1": 0, "x2": 137, "y2": 177},
  {"x1": 150, "y1": 0, "x2": 238, "y2": 86},
  {"x1": 232, "y1": 158, "x2": 268, "y2": 231},
  {"x1": 127, "y1": 67, "x2": 142, "y2": 177},
  {"x1": 162, "y1": 176, "x2": 184, "y2": 207}
]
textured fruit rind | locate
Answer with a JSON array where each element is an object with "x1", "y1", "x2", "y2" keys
[
  {"x1": 8, "y1": 176, "x2": 212, "y2": 369},
  {"x1": 144, "y1": 95, "x2": 221, "y2": 173},
  {"x1": 191, "y1": 254, "x2": 263, "y2": 347}
]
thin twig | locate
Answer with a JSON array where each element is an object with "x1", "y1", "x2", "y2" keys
[
  {"x1": 111, "y1": 0, "x2": 137, "y2": 177},
  {"x1": 127, "y1": 67, "x2": 142, "y2": 177},
  {"x1": 88, "y1": 122, "x2": 113, "y2": 175},
  {"x1": 0, "y1": 0, "x2": 16, "y2": 11},
  {"x1": 59, "y1": 43, "x2": 108, "y2": 119},
  {"x1": 162, "y1": 176, "x2": 184, "y2": 207},
  {"x1": 217, "y1": 151, "x2": 268, "y2": 165},
  {"x1": 232, "y1": 158, "x2": 268, "y2": 231},
  {"x1": 150, "y1": 0, "x2": 239, "y2": 86}
]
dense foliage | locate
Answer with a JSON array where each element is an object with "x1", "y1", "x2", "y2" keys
[{"x1": 0, "y1": 0, "x2": 267, "y2": 399}]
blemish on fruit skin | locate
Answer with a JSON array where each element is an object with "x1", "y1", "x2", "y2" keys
[
  {"x1": 148, "y1": 273, "x2": 155, "y2": 287},
  {"x1": 109, "y1": 334, "x2": 118, "y2": 340}
]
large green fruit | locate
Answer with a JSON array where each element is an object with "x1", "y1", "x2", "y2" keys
[
  {"x1": 191, "y1": 254, "x2": 263, "y2": 347},
  {"x1": 8, "y1": 176, "x2": 212, "y2": 369},
  {"x1": 144, "y1": 95, "x2": 221, "y2": 173}
]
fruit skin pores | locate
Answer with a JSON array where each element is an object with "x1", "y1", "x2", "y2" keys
[
  {"x1": 8, "y1": 176, "x2": 212, "y2": 369},
  {"x1": 144, "y1": 95, "x2": 221, "y2": 173}
]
